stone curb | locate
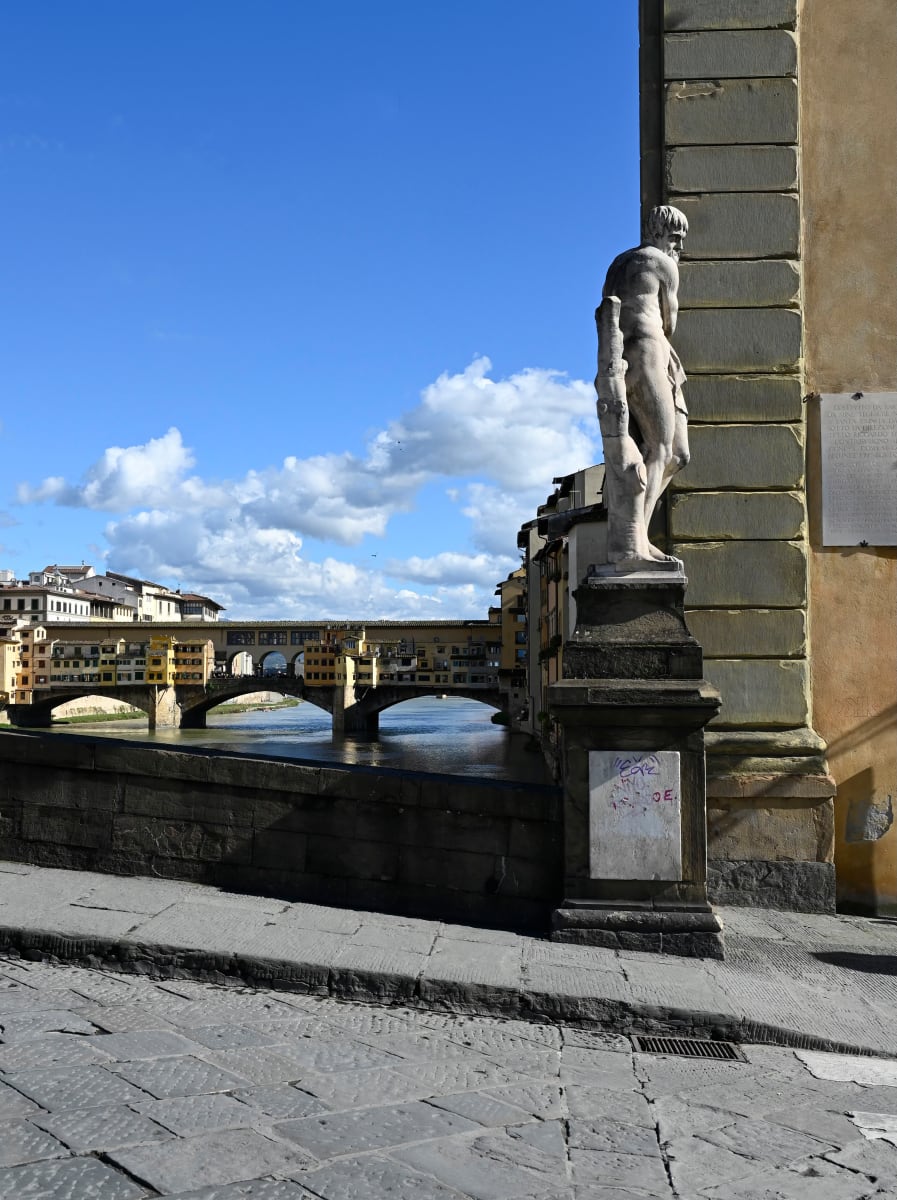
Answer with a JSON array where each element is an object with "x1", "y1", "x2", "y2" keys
[{"x1": 0, "y1": 922, "x2": 887, "y2": 1061}]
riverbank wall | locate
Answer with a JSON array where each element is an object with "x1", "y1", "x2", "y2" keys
[{"x1": 0, "y1": 730, "x2": 562, "y2": 932}]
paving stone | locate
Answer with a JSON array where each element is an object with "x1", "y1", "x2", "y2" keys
[
  {"x1": 107, "y1": 1054, "x2": 252, "y2": 1098},
  {"x1": 0, "y1": 1155, "x2": 148, "y2": 1199},
  {"x1": 187, "y1": 1024, "x2": 288, "y2": 1051},
  {"x1": 76, "y1": 1002, "x2": 181, "y2": 1034},
  {"x1": 174, "y1": 1181, "x2": 311, "y2": 1200},
  {"x1": 108, "y1": 1128, "x2": 312, "y2": 1193},
  {"x1": 391, "y1": 1057, "x2": 520, "y2": 1095},
  {"x1": 797, "y1": 1051, "x2": 897, "y2": 1087},
  {"x1": 200, "y1": 1038, "x2": 398, "y2": 1084},
  {"x1": 294, "y1": 1153, "x2": 466, "y2": 1200},
  {"x1": 698, "y1": 1154, "x2": 877, "y2": 1199},
  {"x1": 565, "y1": 1085, "x2": 654, "y2": 1128},
  {"x1": 0, "y1": 1008, "x2": 100, "y2": 1039},
  {"x1": 485, "y1": 1082, "x2": 567, "y2": 1121},
  {"x1": 562, "y1": 1030, "x2": 630, "y2": 1052},
  {"x1": 0, "y1": 1118, "x2": 70, "y2": 1166},
  {"x1": 700, "y1": 1116, "x2": 835, "y2": 1164},
  {"x1": 231, "y1": 1085, "x2": 329, "y2": 1120},
  {"x1": 823, "y1": 1135, "x2": 897, "y2": 1176},
  {"x1": 572, "y1": 1148, "x2": 674, "y2": 1192},
  {"x1": 294, "y1": 1066, "x2": 428, "y2": 1109},
  {"x1": 652, "y1": 1095, "x2": 742, "y2": 1142},
  {"x1": 424, "y1": 1090, "x2": 534, "y2": 1128},
  {"x1": 32, "y1": 1102, "x2": 171, "y2": 1151},
  {"x1": 763, "y1": 1103, "x2": 864, "y2": 1147},
  {"x1": 355, "y1": 1030, "x2": 482, "y2": 1063},
  {"x1": 0, "y1": 1078, "x2": 44, "y2": 1119},
  {"x1": 394, "y1": 1134, "x2": 565, "y2": 1199},
  {"x1": 87, "y1": 1029, "x2": 204, "y2": 1061},
  {"x1": 136, "y1": 1092, "x2": 256, "y2": 1135},
  {"x1": 568, "y1": 1116, "x2": 661, "y2": 1157},
  {"x1": 274, "y1": 1100, "x2": 479, "y2": 1159},
  {"x1": 0, "y1": 1031, "x2": 114, "y2": 1073},
  {"x1": 6, "y1": 1063, "x2": 151, "y2": 1112}
]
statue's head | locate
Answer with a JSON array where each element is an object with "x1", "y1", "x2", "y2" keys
[{"x1": 643, "y1": 205, "x2": 688, "y2": 261}]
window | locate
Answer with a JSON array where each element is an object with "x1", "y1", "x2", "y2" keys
[
  {"x1": 258, "y1": 631, "x2": 287, "y2": 645},
  {"x1": 102, "y1": 672, "x2": 113, "y2": 682},
  {"x1": 227, "y1": 630, "x2": 256, "y2": 645}
]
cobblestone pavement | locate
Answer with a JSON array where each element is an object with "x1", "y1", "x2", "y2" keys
[{"x1": 2, "y1": 956, "x2": 897, "y2": 1198}]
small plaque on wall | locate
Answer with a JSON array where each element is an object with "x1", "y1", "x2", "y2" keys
[
  {"x1": 588, "y1": 750, "x2": 682, "y2": 881},
  {"x1": 821, "y1": 392, "x2": 897, "y2": 546}
]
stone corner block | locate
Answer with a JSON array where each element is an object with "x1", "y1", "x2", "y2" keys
[
  {"x1": 673, "y1": 193, "x2": 800, "y2": 260},
  {"x1": 670, "y1": 489, "x2": 805, "y2": 540},
  {"x1": 674, "y1": 539, "x2": 808, "y2": 608},
  {"x1": 666, "y1": 77, "x2": 798, "y2": 146},
  {"x1": 684, "y1": 375, "x2": 803, "y2": 423},
  {"x1": 679, "y1": 259, "x2": 800, "y2": 309},
  {"x1": 675, "y1": 424, "x2": 804, "y2": 492},
  {"x1": 677, "y1": 308, "x2": 801, "y2": 373},
  {"x1": 666, "y1": 145, "x2": 799, "y2": 194},
  {"x1": 704, "y1": 656, "x2": 810, "y2": 727},
  {"x1": 664, "y1": 0, "x2": 798, "y2": 33},
  {"x1": 664, "y1": 30, "x2": 797, "y2": 79}
]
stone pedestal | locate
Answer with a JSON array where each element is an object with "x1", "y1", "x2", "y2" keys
[{"x1": 549, "y1": 566, "x2": 724, "y2": 958}]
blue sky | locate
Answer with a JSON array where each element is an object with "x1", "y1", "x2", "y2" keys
[{"x1": 2, "y1": 1, "x2": 640, "y2": 619}]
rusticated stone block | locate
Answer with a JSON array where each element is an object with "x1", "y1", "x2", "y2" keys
[
  {"x1": 679, "y1": 259, "x2": 799, "y2": 308},
  {"x1": 670, "y1": 490, "x2": 805, "y2": 540},
  {"x1": 665, "y1": 0, "x2": 798, "y2": 31},
  {"x1": 111, "y1": 816, "x2": 253, "y2": 866},
  {"x1": 704, "y1": 657, "x2": 810, "y2": 727},
  {"x1": 675, "y1": 424, "x2": 804, "y2": 490},
  {"x1": 666, "y1": 78, "x2": 798, "y2": 145},
  {"x1": 686, "y1": 607, "x2": 807, "y2": 657},
  {"x1": 708, "y1": 859, "x2": 835, "y2": 912},
  {"x1": 677, "y1": 308, "x2": 801, "y2": 373},
  {"x1": 675, "y1": 539, "x2": 807, "y2": 607},
  {"x1": 665, "y1": 30, "x2": 796, "y2": 78},
  {"x1": 667, "y1": 145, "x2": 799, "y2": 193},
  {"x1": 674, "y1": 193, "x2": 799, "y2": 259},
  {"x1": 21, "y1": 807, "x2": 112, "y2": 851},
  {"x1": 708, "y1": 797, "x2": 833, "y2": 861},
  {"x1": 305, "y1": 835, "x2": 399, "y2": 882},
  {"x1": 685, "y1": 374, "x2": 803, "y2": 422}
]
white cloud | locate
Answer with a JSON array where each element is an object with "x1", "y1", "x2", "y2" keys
[
  {"x1": 18, "y1": 358, "x2": 599, "y2": 617},
  {"x1": 18, "y1": 428, "x2": 196, "y2": 510},
  {"x1": 386, "y1": 551, "x2": 517, "y2": 588}
]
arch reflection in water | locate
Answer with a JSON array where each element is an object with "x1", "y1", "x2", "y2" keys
[{"x1": 72, "y1": 696, "x2": 550, "y2": 783}]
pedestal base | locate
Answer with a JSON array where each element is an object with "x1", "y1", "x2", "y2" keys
[{"x1": 551, "y1": 900, "x2": 725, "y2": 959}]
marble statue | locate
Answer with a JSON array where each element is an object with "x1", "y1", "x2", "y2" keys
[{"x1": 595, "y1": 204, "x2": 690, "y2": 569}]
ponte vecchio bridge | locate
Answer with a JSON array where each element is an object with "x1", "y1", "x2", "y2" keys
[{"x1": 7, "y1": 618, "x2": 510, "y2": 734}]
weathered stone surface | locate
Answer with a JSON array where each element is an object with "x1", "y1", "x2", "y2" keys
[
  {"x1": 296, "y1": 1154, "x2": 465, "y2": 1200},
  {"x1": 671, "y1": 490, "x2": 804, "y2": 540},
  {"x1": 679, "y1": 259, "x2": 799, "y2": 308},
  {"x1": 708, "y1": 859, "x2": 836, "y2": 912},
  {"x1": 675, "y1": 425, "x2": 804, "y2": 491},
  {"x1": 677, "y1": 307, "x2": 801, "y2": 372},
  {"x1": 708, "y1": 798, "x2": 833, "y2": 862},
  {"x1": 668, "y1": 144, "x2": 798, "y2": 194},
  {"x1": 704, "y1": 657, "x2": 810, "y2": 727},
  {"x1": 275, "y1": 1101, "x2": 479, "y2": 1159},
  {"x1": 665, "y1": 30, "x2": 797, "y2": 78},
  {"x1": 665, "y1": 0, "x2": 798, "y2": 30},
  {"x1": 7, "y1": 1063, "x2": 150, "y2": 1112},
  {"x1": 108, "y1": 1129, "x2": 310, "y2": 1193},
  {"x1": 686, "y1": 608, "x2": 807, "y2": 658},
  {"x1": 685, "y1": 374, "x2": 803, "y2": 422},
  {"x1": 0, "y1": 1157, "x2": 147, "y2": 1199},
  {"x1": 34, "y1": 1102, "x2": 171, "y2": 1151},
  {"x1": 0, "y1": 1120, "x2": 69, "y2": 1168},
  {"x1": 674, "y1": 193, "x2": 799, "y2": 259},
  {"x1": 108, "y1": 1055, "x2": 252, "y2": 1099},
  {"x1": 666, "y1": 78, "x2": 798, "y2": 146}
]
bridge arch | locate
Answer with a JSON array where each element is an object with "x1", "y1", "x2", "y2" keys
[
  {"x1": 179, "y1": 676, "x2": 330, "y2": 728},
  {"x1": 6, "y1": 688, "x2": 153, "y2": 728}
]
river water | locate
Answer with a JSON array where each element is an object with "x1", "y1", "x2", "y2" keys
[{"x1": 77, "y1": 696, "x2": 553, "y2": 784}]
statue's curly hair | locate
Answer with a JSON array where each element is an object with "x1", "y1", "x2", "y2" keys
[{"x1": 644, "y1": 205, "x2": 689, "y2": 241}]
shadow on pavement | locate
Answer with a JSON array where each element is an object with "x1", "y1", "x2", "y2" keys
[{"x1": 813, "y1": 950, "x2": 897, "y2": 975}]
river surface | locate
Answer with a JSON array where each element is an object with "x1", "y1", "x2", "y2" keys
[{"x1": 73, "y1": 697, "x2": 553, "y2": 784}]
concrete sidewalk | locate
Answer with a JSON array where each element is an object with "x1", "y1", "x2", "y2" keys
[{"x1": 1, "y1": 860, "x2": 895, "y2": 1057}]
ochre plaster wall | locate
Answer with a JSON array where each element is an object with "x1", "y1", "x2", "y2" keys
[{"x1": 802, "y1": 0, "x2": 897, "y2": 910}]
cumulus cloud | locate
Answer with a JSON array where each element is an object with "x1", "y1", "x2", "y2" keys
[
  {"x1": 17, "y1": 357, "x2": 599, "y2": 617},
  {"x1": 18, "y1": 428, "x2": 196, "y2": 509}
]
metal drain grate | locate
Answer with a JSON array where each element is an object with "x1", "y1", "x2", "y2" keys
[{"x1": 631, "y1": 1035, "x2": 748, "y2": 1062}]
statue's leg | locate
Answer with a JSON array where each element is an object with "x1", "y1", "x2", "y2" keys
[{"x1": 626, "y1": 354, "x2": 676, "y2": 525}]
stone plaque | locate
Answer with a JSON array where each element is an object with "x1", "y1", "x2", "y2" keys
[
  {"x1": 821, "y1": 392, "x2": 897, "y2": 546},
  {"x1": 588, "y1": 750, "x2": 682, "y2": 880}
]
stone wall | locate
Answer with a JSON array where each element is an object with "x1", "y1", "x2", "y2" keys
[
  {"x1": 640, "y1": 0, "x2": 836, "y2": 909},
  {"x1": 0, "y1": 731, "x2": 562, "y2": 932}
]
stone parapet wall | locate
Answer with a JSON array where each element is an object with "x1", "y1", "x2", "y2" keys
[{"x1": 0, "y1": 731, "x2": 562, "y2": 932}]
